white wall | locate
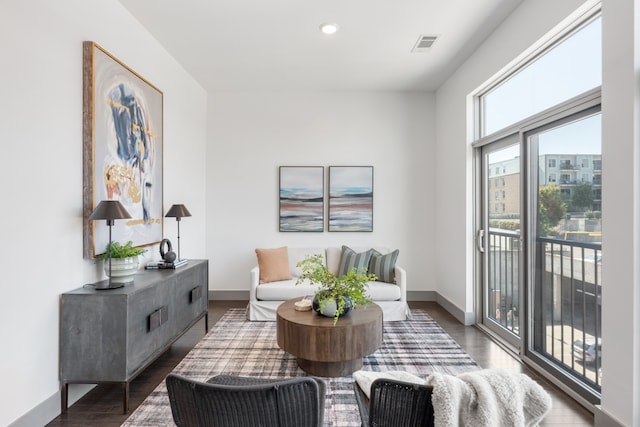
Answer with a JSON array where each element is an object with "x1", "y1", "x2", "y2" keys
[
  {"x1": 0, "y1": 1, "x2": 208, "y2": 425},
  {"x1": 207, "y1": 92, "x2": 436, "y2": 296},
  {"x1": 599, "y1": 0, "x2": 640, "y2": 425},
  {"x1": 435, "y1": 0, "x2": 586, "y2": 314},
  {"x1": 436, "y1": 0, "x2": 639, "y2": 424}
]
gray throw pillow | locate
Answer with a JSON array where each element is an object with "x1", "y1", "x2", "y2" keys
[
  {"x1": 336, "y1": 246, "x2": 373, "y2": 278},
  {"x1": 368, "y1": 249, "x2": 399, "y2": 283}
]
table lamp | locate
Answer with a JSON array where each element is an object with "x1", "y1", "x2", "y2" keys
[
  {"x1": 89, "y1": 200, "x2": 132, "y2": 289},
  {"x1": 165, "y1": 204, "x2": 191, "y2": 261}
]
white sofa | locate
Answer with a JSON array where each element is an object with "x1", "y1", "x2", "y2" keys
[{"x1": 248, "y1": 246, "x2": 409, "y2": 321}]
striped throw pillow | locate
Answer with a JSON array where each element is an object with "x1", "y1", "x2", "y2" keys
[
  {"x1": 336, "y1": 246, "x2": 373, "y2": 278},
  {"x1": 368, "y1": 249, "x2": 399, "y2": 283}
]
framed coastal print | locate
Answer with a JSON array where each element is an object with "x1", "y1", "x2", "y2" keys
[
  {"x1": 328, "y1": 166, "x2": 373, "y2": 232},
  {"x1": 279, "y1": 166, "x2": 324, "y2": 232},
  {"x1": 82, "y1": 41, "x2": 163, "y2": 258}
]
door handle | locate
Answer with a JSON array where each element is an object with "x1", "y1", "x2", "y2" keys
[{"x1": 477, "y1": 229, "x2": 485, "y2": 253}]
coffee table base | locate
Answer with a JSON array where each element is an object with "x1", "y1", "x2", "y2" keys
[
  {"x1": 277, "y1": 298, "x2": 383, "y2": 378},
  {"x1": 298, "y1": 357, "x2": 363, "y2": 377}
]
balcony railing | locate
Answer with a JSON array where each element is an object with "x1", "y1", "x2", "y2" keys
[
  {"x1": 487, "y1": 230, "x2": 602, "y2": 394},
  {"x1": 488, "y1": 230, "x2": 521, "y2": 336},
  {"x1": 534, "y1": 237, "x2": 602, "y2": 392}
]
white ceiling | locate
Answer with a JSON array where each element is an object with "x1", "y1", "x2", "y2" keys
[{"x1": 118, "y1": 0, "x2": 523, "y2": 92}]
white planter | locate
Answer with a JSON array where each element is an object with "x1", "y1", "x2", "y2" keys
[{"x1": 105, "y1": 256, "x2": 140, "y2": 284}]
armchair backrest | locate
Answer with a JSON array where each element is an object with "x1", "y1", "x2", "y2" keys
[
  {"x1": 367, "y1": 378, "x2": 434, "y2": 427},
  {"x1": 166, "y1": 374, "x2": 325, "y2": 427}
]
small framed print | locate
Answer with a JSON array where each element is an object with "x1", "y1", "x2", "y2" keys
[
  {"x1": 329, "y1": 166, "x2": 373, "y2": 232},
  {"x1": 279, "y1": 166, "x2": 324, "y2": 232}
]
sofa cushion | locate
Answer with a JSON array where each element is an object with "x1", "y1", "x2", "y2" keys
[
  {"x1": 337, "y1": 245, "x2": 373, "y2": 277},
  {"x1": 366, "y1": 281, "x2": 402, "y2": 301},
  {"x1": 325, "y1": 247, "x2": 342, "y2": 276},
  {"x1": 287, "y1": 247, "x2": 326, "y2": 277},
  {"x1": 255, "y1": 279, "x2": 321, "y2": 301},
  {"x1": 255, "y1": 246, "x2": 292, "y2": 284},
  {"x1": 327, "y1": 246, "x2": 392, "y2": 277},
  {"x1": 368, "y1": 249, "x2": 399, "y2": 284}
]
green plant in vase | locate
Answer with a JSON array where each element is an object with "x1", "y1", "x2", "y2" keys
[
  {"x1": 96, "y1": 240, "x2": 147, "y2": 285},
  {"x1": 96, "y1": 240, "x2": 147, "y2": 259},
  {"x1": 296, "y1": 254, "x2": 376, "y2": 325}
]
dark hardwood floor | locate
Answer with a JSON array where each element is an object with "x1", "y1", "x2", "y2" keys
[{"x1": 47, "y1": 300, "x2": 594, "y2": 426}]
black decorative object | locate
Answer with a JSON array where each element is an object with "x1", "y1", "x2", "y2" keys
[{"x1": 159, "y1": 238, "x2": 176, "y2": 263}]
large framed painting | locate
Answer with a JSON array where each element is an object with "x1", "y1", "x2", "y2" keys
[
  {"x1": 329, "y1": 166, "x2": 373, "y2": 232},
  {"x1": 83, "y1": 41, "x2": 163, "y2": 258},
  {"x1": 279, "y1": 166, "x2": 324, "y2": 232}
]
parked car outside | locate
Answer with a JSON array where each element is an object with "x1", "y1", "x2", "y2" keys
[{"x1": 573, "y1": 338, "x2": 601, "y2": 364}]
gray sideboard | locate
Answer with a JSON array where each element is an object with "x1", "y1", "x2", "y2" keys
[{"x1": 60, "y1": 259, "x2": 208, "y2": 413}]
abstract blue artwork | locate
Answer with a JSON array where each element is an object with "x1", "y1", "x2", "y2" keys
[
  {"x1": 279, "y1": 166, "x2": 324, "y2": 232},
  {"x1": 83, "y1": 42, "x2": 163, "y2": 257},
  {"x1": 329, "y1": 166, "x2": 373, "y2": 232}
]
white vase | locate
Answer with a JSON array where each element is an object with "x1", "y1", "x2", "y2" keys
[{"x1": 105, "y1": 256, "x2": 140, "y2": 284}]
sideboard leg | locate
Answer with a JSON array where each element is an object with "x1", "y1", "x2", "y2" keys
[
  {"x1": 205, "y1": 312, "x2": 209, "y2": 333},
  {"x1": 122, "y1": 382, "x2": 130, "y2": 414},
  {"x1": 61, "y1": 383, "x2": 68, "y2": 413}
]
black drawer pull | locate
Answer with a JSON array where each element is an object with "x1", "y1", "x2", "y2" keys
[
  {"x1": 190, "y1": 286, "x2": 202, "y2": 303},
  {"x1": 148, "y1": 305, "x2": 168, "y2": 332}
]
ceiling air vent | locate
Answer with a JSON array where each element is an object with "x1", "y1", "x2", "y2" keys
[{"x1": 412, "y1": 35, "x2": 438, "y2": 53}]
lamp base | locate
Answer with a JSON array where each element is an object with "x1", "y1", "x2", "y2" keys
[{"x1": 93, "y1": 280, "x2": 125, "y2": 290}]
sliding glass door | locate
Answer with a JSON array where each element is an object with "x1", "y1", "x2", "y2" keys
[
  {"x1": 477, "y1": 107, "x2": 602, "y2": 403},
  {"x1": 527, "y1": 109, "x2": 602, "y2": 402},
  {"x1": 479, "y1": 139, "x2": 522, "y2": 348}
]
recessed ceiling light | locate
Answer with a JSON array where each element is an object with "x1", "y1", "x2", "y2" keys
[{"x1": 320, "y1": 23, "x2": 339, "y2": 35}]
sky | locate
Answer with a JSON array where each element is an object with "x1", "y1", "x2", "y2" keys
[
  {"x1": 484, "y1": 16, "x2": 601, "y2": 164},
  {"x1": 484, "y1": 17, "x2": 601, "y2": 138}
]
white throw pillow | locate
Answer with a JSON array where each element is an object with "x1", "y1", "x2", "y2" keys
[{"x1": 353, "y1": 370, "x2": 426, "y2": 399}]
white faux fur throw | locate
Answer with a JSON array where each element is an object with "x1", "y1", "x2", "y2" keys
[{"x1": 424, "y1": 369, "x2": 552, "y2": 427}]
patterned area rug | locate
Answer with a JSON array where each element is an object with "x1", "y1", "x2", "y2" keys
[{"x1": 123, "y1": 308, "x2": 479, "y2": 426}]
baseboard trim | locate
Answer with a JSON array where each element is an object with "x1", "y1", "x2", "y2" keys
[
  {"x1": 435, "y1": 294, "x2": 475, "y2": 325},
  {"x1": 209, "y1": 290, "x2": 249, "y2": 300},
  {"x1": 8, "y1": 390, "x2": 59, "y2": 427},
  {"x1": 8, "y1": 383, "x2": 93, "y2": 427},
  {"x1": 406, "y1": 290, "x2": 437, "y2": 301},
  {"x1": 594, "y1": 406, "x2": 626, "y2": 427}
]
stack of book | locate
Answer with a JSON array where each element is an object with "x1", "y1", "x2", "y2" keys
[{"x1": 145, "y1": 259, "x2": 189, "y2": 270}]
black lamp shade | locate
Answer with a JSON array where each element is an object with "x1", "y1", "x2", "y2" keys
[
  {"x1": 89, "y1": 200, "x2": 132, "y2": 220},
  {"x1": 165, "y1": 204, "x2": 192, "y2": 219}
]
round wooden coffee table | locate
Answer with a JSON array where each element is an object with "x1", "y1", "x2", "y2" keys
[{"x1": 276, "y1": 298, "x2": 383, "y2": 377}]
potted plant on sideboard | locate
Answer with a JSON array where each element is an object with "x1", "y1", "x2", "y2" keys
[{"x1": 97, "y1": 240, "x2": 147, "y2": 284}]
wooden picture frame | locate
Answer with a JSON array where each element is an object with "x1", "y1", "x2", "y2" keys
[
  {"x1": 279, "y1": 166, "x2": 324, "y2": 232},
  {"x1": 328, "y1": 166, "x2": 373, "y2": 232},
  {"x1": 83, "y1": 41, "x2": 163, "y2": 258}
]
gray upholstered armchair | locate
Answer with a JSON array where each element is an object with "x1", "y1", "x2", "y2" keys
[{"x1": 166, "y1": 374, "x2": 325, "y2": 427}]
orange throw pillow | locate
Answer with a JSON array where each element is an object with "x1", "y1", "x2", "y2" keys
[{"x1": 255, "y1": 246, "x2": 292, "y2": 284}]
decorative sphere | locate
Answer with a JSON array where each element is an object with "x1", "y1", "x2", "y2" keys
[{"x1": 163, "y1": 251, "x2": 177, "y2": 263}]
